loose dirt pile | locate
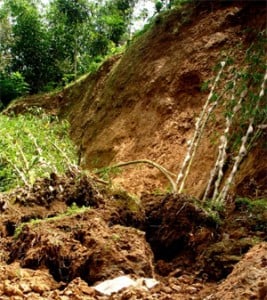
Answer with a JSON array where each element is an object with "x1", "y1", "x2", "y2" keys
[{"x1": 0, "y1": 171, "x2": 266, "y2": 299}]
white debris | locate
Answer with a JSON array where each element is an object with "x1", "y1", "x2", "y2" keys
[{"x1": 93, "y1": 275, "x2": 159, "y2": 296}]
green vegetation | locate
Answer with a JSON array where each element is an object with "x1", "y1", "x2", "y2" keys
[
  {"x1": 235, "y1": 197, "x2": 267, "y2": 212},
  {"x1": 14, "y1": 202, "x2": 90, "y2": 239},
  {"x1": 0, "y1": 72, "x2": 29, "y2": 108},
  {"x1": 0, "y1": 108, "x2": 77, "y2": 191},
  {"x1": 0, "y1": 0, "x2": 139, "y2": 107}
]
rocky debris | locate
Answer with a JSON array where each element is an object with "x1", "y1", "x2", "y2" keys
[
  {"x1": 1, "y1": 174, "x2": 266, "y2": 299},
  {"x1": 10, "y1": 171, "x2": 104, "y2": 209},
  {"x1": 205, "y1": 242, "x2": 267, "y2": 300},
  {"x1": 0, "y1": 262, "x2": 60, "y2": 300},
  {"x1": 8, "y1": 209, "x2": 154, "y2": 284}
]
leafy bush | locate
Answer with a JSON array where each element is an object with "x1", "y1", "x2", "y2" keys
[
  {"x1": 0, "y1": 108, "x2": 77, "y2": 192},
  {"x1": 0, "y1": 72, "x2": 29, "y2": 108}
]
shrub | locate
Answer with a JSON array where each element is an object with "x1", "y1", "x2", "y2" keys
[
  {"x1": 0, "y1": 108, "x2": 77, "y2": 191},
  {"x1": 0, "y1": 72, "x2": 29, "y2": 108}
]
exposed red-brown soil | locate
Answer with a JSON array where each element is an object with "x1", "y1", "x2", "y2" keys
[
  {"x1": 0, "y1": 172, "x2": 266, "y2": 299},
  {"x1": 8, "y1": 1, "x2": 267, "y2": 199},
  {"x1": 2, "y1": 1, "x2": 267, "y2": 299}
]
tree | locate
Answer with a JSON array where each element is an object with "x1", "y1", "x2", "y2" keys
[
  {"x1": 0, "y1": 0, "x2": 141, "y2": 96},
  {"x1": 47, "y1": 0, "x2": 91, "y2": 79},
  {"x1": 6, "y1": 0, "x2": 50, "y2": 92},
  {"x1": 0, "y1": 72, "x2": 29, "y2": 108},
  {"x1": 0, "y1": 4, "x2": 13, "y2": 72}
]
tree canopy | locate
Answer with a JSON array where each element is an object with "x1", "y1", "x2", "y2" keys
[{"x1": 0, "y1": 0, "x2": 141, "y2": 107}]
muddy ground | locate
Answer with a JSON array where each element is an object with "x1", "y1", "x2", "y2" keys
[{"x1": 0, "y1": 171, "x2": 266, "y2": 299}]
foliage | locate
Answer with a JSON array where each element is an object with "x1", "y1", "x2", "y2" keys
[
  {"x1": 0, "y1": 0, "x2": 139, "y2": 98},
  {"x1": 235, "y1": 197, "x2": 267, "y2": 212},
  {"x1": 6, "y1": 0, "x2": 51, "y2": 93},
  {"x1": 200, "y1": 32, "x2": 267, "y2": 207},
  {"x1": 235, "y1": 197, "x2": 267, "y2": 232},
  {"x1": 0, "y1": 72, "x2": 29, "y2": 108},
  {"x1": 0, "y1": 108, "x2": 77, "y2": 192}
]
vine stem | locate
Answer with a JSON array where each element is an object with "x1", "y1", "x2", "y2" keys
[{"x1": 95, "y1": 159, "x2": 177, "y2": 192}]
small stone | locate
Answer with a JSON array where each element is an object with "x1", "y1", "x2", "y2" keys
[
  {"x1": 4, "y1": 281, "x2": 24, "y2": 297},
  {"x1": 169, "y1": 268, "x2": 183, "y2": 277},
  {"x1": 25, "y1": 293, "x2": 42, "y2": 300},
  {"x1": 185, "y1": 286, "x2": 198, "y2": 294},
  {"x1": 193, "y1": 283, "x2": 203, "y2": 289},
  {"x1": 19, "y1": 283, "x2": 31, "y2": 293},
  {"x1": 31, "y1": 282, "x2": 50, "y2": 294},
  {"x1": 171, "y1": 284, "x2": 182, "y2": 292},
  {"x1": 80, "y1": 285, "x2": 95, "y2": 296},
  {"x1": 177, "y1": 275, "x2": 193, "y2": 284},
  {"x1": 63, "y1": 290, "x2": 73, "y2": 296},
  {"x1": 162, "y1": 286, "x2": 172, "y2": 293}
]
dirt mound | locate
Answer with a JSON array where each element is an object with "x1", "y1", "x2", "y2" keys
[
  {"x1": 143, "y1": 194, "x2": 216, "y2": 259},
  {"x1": 207, "y1": 242, "x2": 267, "y2": 300},
  {"x1": 0, "y1": 168, "x2": 266, "y2": 299},
  {"x1": 8, "y1": 211, "x2": 154, "y2": 284}
]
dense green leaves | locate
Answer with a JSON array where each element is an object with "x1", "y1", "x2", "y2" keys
[
  {"x1": 0, "y1": 72, "x2": 29, "y2": 108},
  {"x1": 7, "y1": 0, "x2": 50, "y2": 92},
  {"x1": 0, "y1": 0, "x2": 139, "y2": 104}
]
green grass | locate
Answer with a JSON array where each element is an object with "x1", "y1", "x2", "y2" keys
[
  {"x1": 235, "y1": 197, "x2": 267, "y2": 212},
  {"x1": 0, "y1": 107, "x2": 78, "y2": 192},
  {"x1": 14, "y1": 202, "x2": 90, "y2": 239}
]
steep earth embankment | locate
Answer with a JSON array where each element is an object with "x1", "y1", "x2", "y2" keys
[
  {"x1": 1, "y1": 1, "x2": 267, "y2": 299},
  {"x1": 8, "y1": 2, "x2": 266, "y2": 198},
  {"x1": 29, "y1": 1, "x2": 267, "y2": 197}
]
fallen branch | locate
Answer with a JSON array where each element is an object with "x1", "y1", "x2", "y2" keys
[{"x1": 95, "y1": 159, "x2": 177, "y2": 192}]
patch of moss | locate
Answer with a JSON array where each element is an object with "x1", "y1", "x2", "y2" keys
[
  {"x1": 14, "y1": 203, "x2": 90, "y2": 239},
  {"x1": 235, "y1": 197, "x2": 267, "y2": 212}
]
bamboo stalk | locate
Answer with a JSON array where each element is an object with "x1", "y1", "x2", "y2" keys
[
  {"x1": 211, "y1": 87, "x2": 247, "y2": 201},
  {"x1": 176, "y1": 61, "x2": 226, "y2": 193},
  {"x1": 216, "y1": 66, "x2": 267, "y2": 204}
]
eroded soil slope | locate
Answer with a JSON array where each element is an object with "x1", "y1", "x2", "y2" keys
[
  {"x1": 2, "y1": 2, "x2": 266, "y2": 299},
  {"x1": 7, "y1": 2, "x2": 267, "y2": 198},
  {"x1": 0, "y1": 172, "x2": 266, "y2": 299},
  {"x1": 59, "y1": 1, "x2": 266, "y2": 197}
]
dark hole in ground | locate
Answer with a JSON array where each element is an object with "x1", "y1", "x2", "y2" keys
[
  {"x1": 4, "y1": 220, "x2": 16, "y2": 236},
  {"x1": 149, "y1": 237, "x2": 189, "y2": 261},
  {"x1": 46, "y1": 258, "x2": 72, "y2": 283},
  {"x1": 21, "y1": 214, "x2": 42, "y2": 223}
]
